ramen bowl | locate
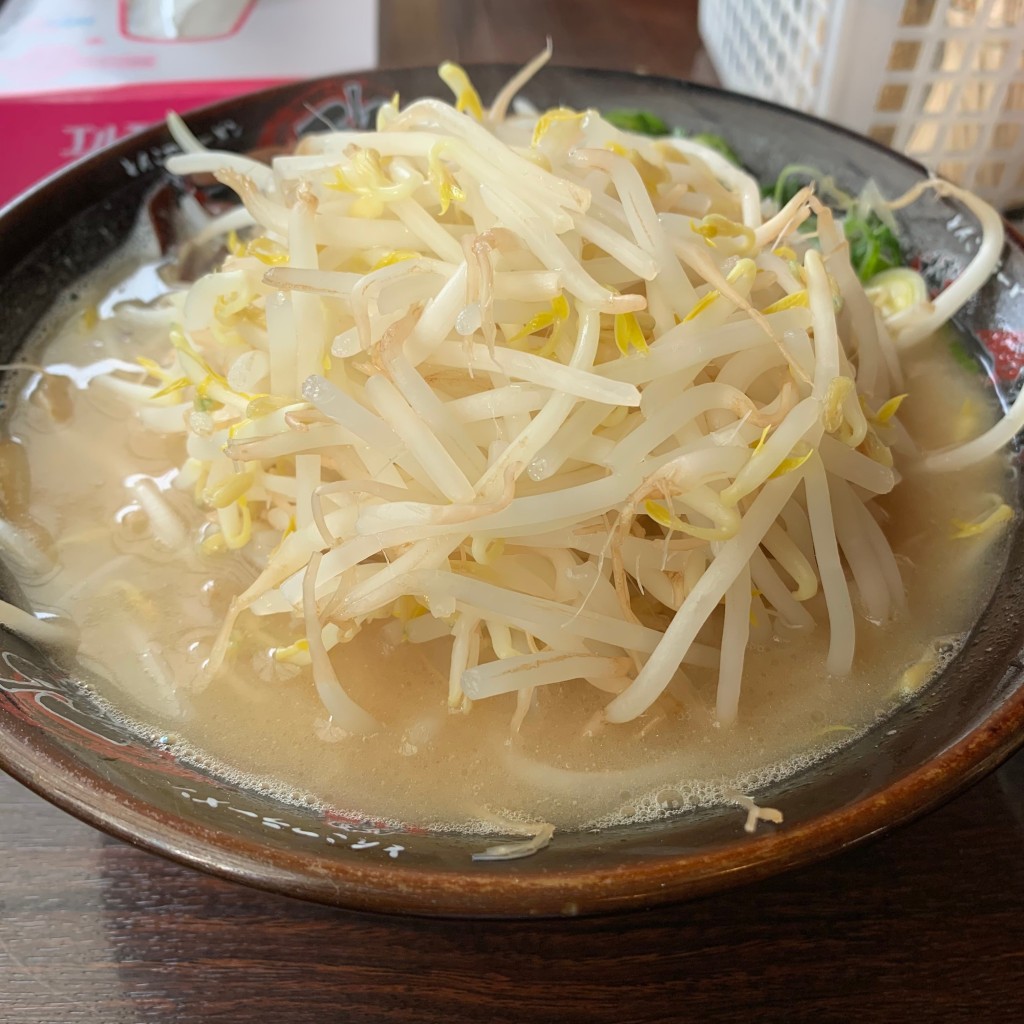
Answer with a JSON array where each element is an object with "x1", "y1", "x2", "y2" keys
[{"x1": 2, "y1": 66, "x2": 1024, "y2": 918}]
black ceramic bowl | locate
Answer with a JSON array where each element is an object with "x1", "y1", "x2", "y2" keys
[{"x1": 2, "y1": 66, "x2": 1024, "y2": 918}]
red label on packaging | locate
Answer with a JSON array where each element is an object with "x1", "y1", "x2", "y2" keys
[{"x1": 0, "y1": 78, "x2": 284, "y2": 206}]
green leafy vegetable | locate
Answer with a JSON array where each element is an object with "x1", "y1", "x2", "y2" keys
[
  {"x1": 844, "y1": 212, "x2": 903, "y2": 282},
  {"x1": 766, "y1": 164, "x2": 904, "y2": 281},
  {"x1": 604, "y1": 109, "x2": 670, "y2": 136}
]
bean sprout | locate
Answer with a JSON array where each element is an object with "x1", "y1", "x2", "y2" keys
[{"x1": 93, "y1": 54, "x2": 1008, "y2": 738}]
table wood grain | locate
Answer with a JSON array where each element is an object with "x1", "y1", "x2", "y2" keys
[
  {"x1": 3, "y1": 3, "x2": 1024, "y2": 1021},
  {"x1": 4, "y1": 760, "x2": 1024, "y2": 1024}
]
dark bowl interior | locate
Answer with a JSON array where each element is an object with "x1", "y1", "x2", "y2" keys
[{"x1": 2, "y1": 65, "x2": 1024, "y2": 918}]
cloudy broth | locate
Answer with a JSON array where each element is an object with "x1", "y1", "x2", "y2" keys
[{"x1": 4, "y1": 268, "x2": 1013, "y2": 832}]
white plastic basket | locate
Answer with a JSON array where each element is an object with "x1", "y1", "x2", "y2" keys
[{"x1": 698, "y1": 0, "x2": 1024, "y2": 210}]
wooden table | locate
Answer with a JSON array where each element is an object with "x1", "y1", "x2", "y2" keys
[{"x1": 3, "y1": 3, "x2": 1024, "y2": 1021}]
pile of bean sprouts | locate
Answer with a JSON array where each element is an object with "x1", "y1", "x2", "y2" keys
[{"x1": 100, "y1": 51, "x2": 1011, "y2": 737}]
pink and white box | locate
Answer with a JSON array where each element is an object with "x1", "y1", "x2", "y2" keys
[{"x1": 0, "y1": 0, "x2": 379, "y2": 205}]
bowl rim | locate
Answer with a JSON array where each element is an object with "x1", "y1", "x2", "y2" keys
[
  {"x1": 2, "y1": 63, "x2": 1024, "y2": 918},
  {"x1": 5, "y1": 656, "x2": 1024, "y2": 918}
]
